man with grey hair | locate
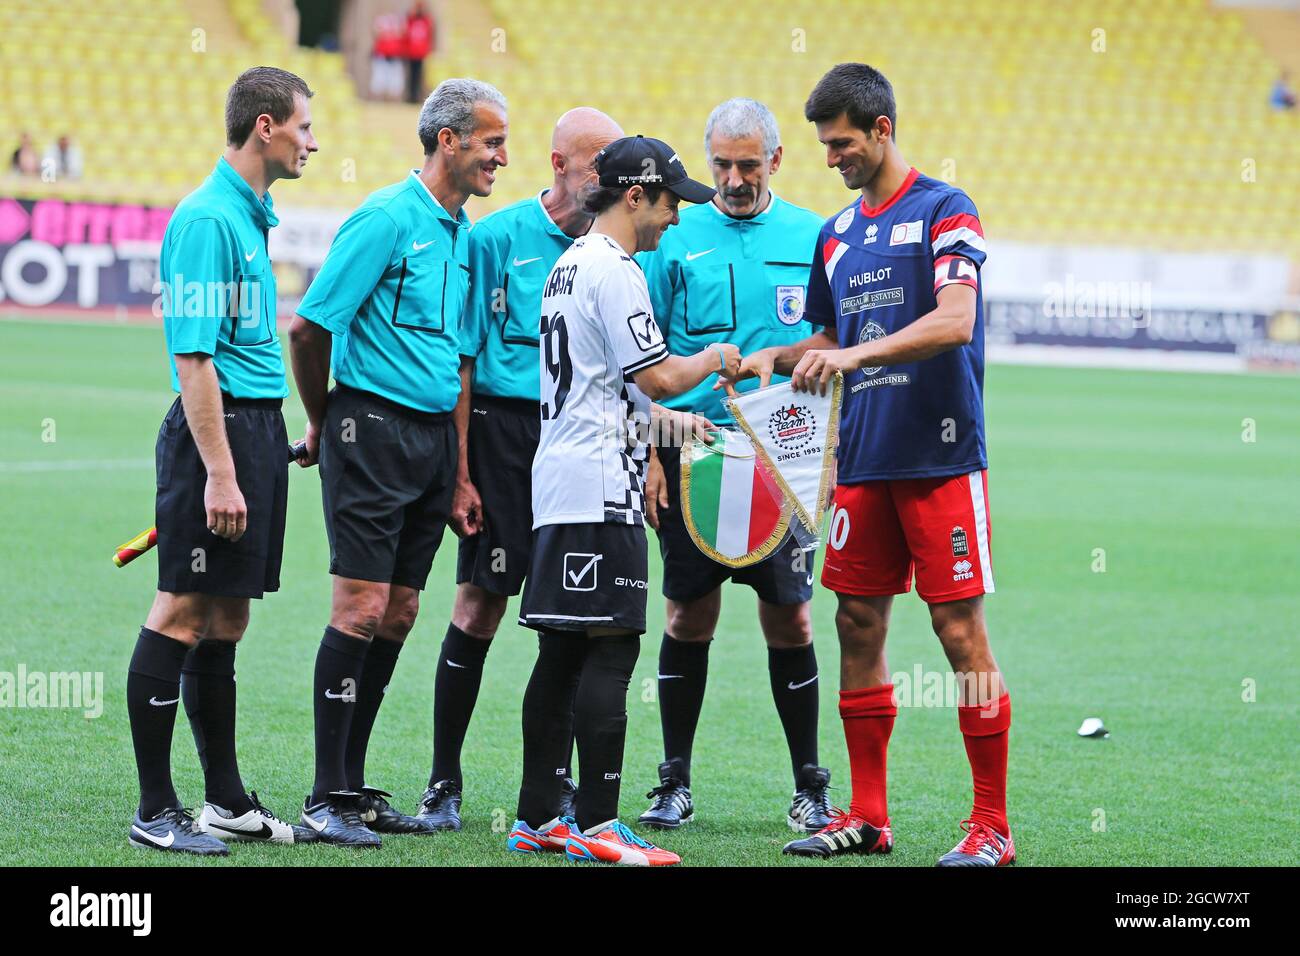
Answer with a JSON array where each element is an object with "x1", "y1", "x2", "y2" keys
[
  {"x1": 418, "y1": 107, "x2": 624, "y2": 832},
  {"x1": 636, "y1": 97, "x2": 831, "y2": 832},
  {"x1": 288, "y1": 77, "x2": 507, "y2": 846}
]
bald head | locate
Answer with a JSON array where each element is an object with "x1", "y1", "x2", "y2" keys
[
  {"x1": 545, "y1": 108, "x2": 624, "y2": 236},
  {"x1": 552, "y1": 107, "x2": 623, "y2": 156}
]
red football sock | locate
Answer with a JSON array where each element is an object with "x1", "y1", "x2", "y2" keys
[
  {"x1": 957, "y1": 692, "x2": 1011, "y2": 836},
  {"x1": 839, "y1": 684, "x2": 897, "y2": 828}
]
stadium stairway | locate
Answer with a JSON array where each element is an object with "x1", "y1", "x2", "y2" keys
[{"x1": 1236, "y1": 4, "x2": 1300, "y2": 78}]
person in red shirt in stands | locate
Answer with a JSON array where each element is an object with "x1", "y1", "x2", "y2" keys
[
  {"x1": 371, "y1": 14, "x2": 405, "y2": 102},
  {"x1": 404, "y1": 2, "x2": 436, "y2": 104}
]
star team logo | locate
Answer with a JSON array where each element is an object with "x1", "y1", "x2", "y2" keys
[{"x1": 768, "y1": 403, "x2": 815, "y2": 452}]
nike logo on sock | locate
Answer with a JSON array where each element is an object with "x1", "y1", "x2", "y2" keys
[
  {"x1": 323, "y1": 688, "x2": 350, "y2": 700},
  {"x1": 658, "y1": 674, "x2": 685, "y2": 680},
  {"x1": 787, "y1": 675, "x2": 819, "y2": 690},
  {"x1": 148, "y1": 696, "x2": 179, "y2": 706},
  {"x1": 447, "y1": 660, "x2": 467, "y2": 669}
]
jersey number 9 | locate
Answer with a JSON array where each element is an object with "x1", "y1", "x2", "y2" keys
[{"x1": 540, "y1": 311, "x2": 572, "y2": 420}]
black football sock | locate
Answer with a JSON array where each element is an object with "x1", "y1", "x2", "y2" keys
[
  {"x1": 311, "y1": 626, "x2": 369, "y2": 804},
  {"x1": 657, "y1": 633, "x2": 710, "y2": 786},
  {"x1": 430, "y1": 623, "x2": 492, "y2": 787},
  {"x1": 181, "y1": 639, "x2": 251, "y2": 814},
  {"x1": 768, "y1": 643, "x2": 821, "y2": 781},
  {"x1": 127, "y1": 627, "x2": 190, "y2": 819},
  {"x1": 517, "y1": 629, "x2": 587, "y2": 828},
  {"x1": 573, "y1": 634, "x2": 640, "y2": 833},
  {"x1": 344, "y1": 634, "x2": 403, "y2": 792}
]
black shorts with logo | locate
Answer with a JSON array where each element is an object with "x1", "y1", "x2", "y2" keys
[
  {"x1": 518, "y1": 522, "x2": 649, "y2": 634},
  {"x1": 455, "y1": 394, "x2": 539, "y2": 596},
  {"x1": 655, "y1": 443, "x2": 815, "y2": 606},
  {"x1": 319, "y1": 384, "x2": 457, "y2": 590},
  {"x1": 155, "y1": 394, "x2": 288, "y2": 599}
]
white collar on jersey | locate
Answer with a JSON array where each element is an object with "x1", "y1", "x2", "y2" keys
[{"x1": 536, "y1": 188, "x2": 558, "y2": 227}]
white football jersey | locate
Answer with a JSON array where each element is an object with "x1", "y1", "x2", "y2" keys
[{"x1": 532, "y1": 233, "x2": 669, "y2": 527}]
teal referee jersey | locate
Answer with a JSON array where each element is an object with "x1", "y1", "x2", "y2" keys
[
  {"x1": 160, "y1": 157, "x2": 287, "y2": 399},
  {"x1": 639, "y1": 194, "x2": 821, "y2": 422},
  {"x1": 298, "y1": 171, "x2": 470, "y2": 414},
  {"x1": 459, "y1": 190, "x2": 577, "y2": 401}
]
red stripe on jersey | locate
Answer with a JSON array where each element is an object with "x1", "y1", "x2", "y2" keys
[
  {"x1": 934, "y1": 254, "x2": 979, "y2": 292},
  {"x1": 822, "y1": 236, "x2": 843, "y2": 265},
  {"x1": 930, "y1": 213, "x2": 983, "y2": 241}
]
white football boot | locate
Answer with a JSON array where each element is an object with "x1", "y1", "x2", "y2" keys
[{"x1": 196, "y1": 791, "x2": 318, "y2": 844}]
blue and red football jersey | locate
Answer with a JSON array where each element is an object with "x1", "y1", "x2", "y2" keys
[{"x1": 805, "y1": 168, "x2": 987, "y2": 482}]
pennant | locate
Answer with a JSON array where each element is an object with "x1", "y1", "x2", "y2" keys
[
  {"x1": 680, "y1": 428, "x2": 790, "y2": 568},
  {"x1": 726, "y1": 374, "x2": 843, "y2": 542}
]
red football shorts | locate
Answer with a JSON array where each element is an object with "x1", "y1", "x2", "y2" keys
[{"x1": 821, "y1": 470, "x2": 994, "y2": 603}]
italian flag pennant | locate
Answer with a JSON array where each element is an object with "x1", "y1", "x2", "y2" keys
[{"x1": 680, "y1": 428, "x2": 790, "y2": 568}]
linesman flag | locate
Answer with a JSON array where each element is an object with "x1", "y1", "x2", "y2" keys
[
  {"x1": 726, "y1": 374, "x2": 843, "y2": 549},
  {"x1": 680, "y1": 428, "x2": 790, "y2": 568}
]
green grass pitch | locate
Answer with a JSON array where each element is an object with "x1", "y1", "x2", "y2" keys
[{"x1": 1, "y1": 318, "x2": 1296, "y2": 866}]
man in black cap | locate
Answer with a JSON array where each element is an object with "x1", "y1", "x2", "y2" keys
[{"x1": 505, "y1": 136, "x2": 741, "y2": 865}]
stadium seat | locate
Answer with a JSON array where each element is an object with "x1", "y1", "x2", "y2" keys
[{"x1": 0, "y1": 0, "x2": 1295, "y2": 252}]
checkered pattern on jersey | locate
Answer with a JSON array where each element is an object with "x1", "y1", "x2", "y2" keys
[{"x1": 603, "y1": 378, "x2": 646, "y2": 526}]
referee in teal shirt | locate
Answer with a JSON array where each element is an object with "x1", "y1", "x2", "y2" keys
[
  {"x1": 635, "y1": 99, "x2": 834, "y2": 833},
  {"x1": 418, "y1": 108, "x2": 623, "y2": 832},
  {"x1": 126, "y1": 67, "x2": 317, "y2": 856},
  {"x1": 289, "y1": 78, "x2": 508, "y2": 846}
]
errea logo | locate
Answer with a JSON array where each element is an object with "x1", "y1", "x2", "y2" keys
[
  {"x1": 864, "y1": 223, "x2": 879, "y2": 244},
  {"x1": 50, "y1": 886, "x2": 152, "y2": 936},
  {"x1": 952, "y1": 559, "x2": 974, "y2": 582}
]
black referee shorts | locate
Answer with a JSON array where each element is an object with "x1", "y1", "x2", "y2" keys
[
  {"x1": 455, "y1": 395, "x2": 538, "y2": 596},
  {"x1": 319, "y1": 384, "x2": 457, "y2": 591},
  {"x1": 655, "y1": 443, "x2": 815, "y2": 606},
  {"x1": 154, "y1": 394, "x2": 288, "y2": 599}
]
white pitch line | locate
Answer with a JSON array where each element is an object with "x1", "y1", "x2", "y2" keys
[{"x1": 0, "y1": 459, "x2": 153, "y2": 473}]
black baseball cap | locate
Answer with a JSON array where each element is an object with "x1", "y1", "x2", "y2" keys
[{"x1": 595, "y1": 135, "x2": 716, "y2": 204}]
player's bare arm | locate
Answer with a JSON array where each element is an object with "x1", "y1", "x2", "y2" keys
[
  {"x1": 644, "y1": 444, "x2": 667, "y2": 530},
  {"x1": 722, "y1": 327, "x2": 839, "y2": 390},
  {"x1": 175, "y1": 353, "x2": 246, "y2": 541},
  {"x1": 449, "y1": 355, "x2": 483, "y2": 538},
  {"x1": 644, "y1": 404, "x2": 716, "y2": 531},
  {"x1": 633, "y1": 344, "x2": 741, "y2": 400},
  {"x1": 649, "y1": 402, "x2": 716, "y2": 443},
  {"x1": 287, "y1": 314, "x2": 333, "y2": 465},
  {"x1": 792, "y1": 282, "x2": 977, "y2": 395}
]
